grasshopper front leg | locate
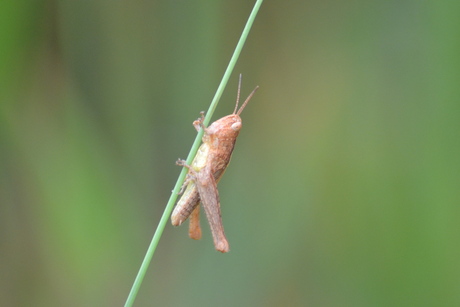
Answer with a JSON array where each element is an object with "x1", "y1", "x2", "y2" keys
[{"x1": 193, "y1": 111, "x2": 206, "y2": 132}]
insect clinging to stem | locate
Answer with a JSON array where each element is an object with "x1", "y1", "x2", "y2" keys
[{"x1": 171, "y1": 74, "x2": 259, "y2": 253}]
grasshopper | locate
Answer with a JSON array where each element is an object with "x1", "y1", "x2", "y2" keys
[{"x1": 171, "y1": 75, "x2": 258, "y2": 253}]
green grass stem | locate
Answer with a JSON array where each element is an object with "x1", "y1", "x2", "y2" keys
[{"x1": 124, "y1": 1, "x2": 263, "y2": 306}]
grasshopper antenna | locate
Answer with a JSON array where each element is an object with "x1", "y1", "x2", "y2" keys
[
  {"x1": 237, "y1": 85, "x2": 259, "y2": 115},
  {"x1": 233, "y1": 74, "x2": 243, "y2": 114},
  {"x1": 233, "y1": 74, "x2": 259, "y2": 115}
]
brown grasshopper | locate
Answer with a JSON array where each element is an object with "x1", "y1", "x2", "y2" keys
[{"x1": 171, "y1": 75, "x2": 258, "y2": 253}]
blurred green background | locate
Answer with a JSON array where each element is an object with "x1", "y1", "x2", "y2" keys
[{"x1": 1, "y1": 1, "x2": 459, "y2": 306}]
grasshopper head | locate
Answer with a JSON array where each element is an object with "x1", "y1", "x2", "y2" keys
[
  {"x1": 206, "y1": 75, "x2": 258, "y2": 140},
  {"x1": 207, "y1": 114, "x2": 242, "y2": 139}
]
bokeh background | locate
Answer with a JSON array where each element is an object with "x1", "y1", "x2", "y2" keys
[{"x1": 1, "y1": 1, "x2": 459, "y2": 306}]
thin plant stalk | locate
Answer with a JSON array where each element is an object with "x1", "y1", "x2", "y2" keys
[{"x1": 124, "y1": 1, "x2": 264, "y2": 306}]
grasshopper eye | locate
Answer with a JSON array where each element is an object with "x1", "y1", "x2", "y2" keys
[{"x1": 231, "y1": 122, "x2": 242, "y2": 131}]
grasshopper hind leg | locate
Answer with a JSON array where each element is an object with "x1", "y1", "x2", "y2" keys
[{"x1": 188, "y1": 204, "x2": 202, "y2": 240}]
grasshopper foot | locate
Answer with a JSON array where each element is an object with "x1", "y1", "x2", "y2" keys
[
  {"x1": 177, "y1": 174, "x2": 193, "y2": 195},
  {"x1": 176, "y1": 159, "x2": 189, "y2": 168},
  {"x1": 193, "y1": 111, "x2": 206, "y2": 132}
]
